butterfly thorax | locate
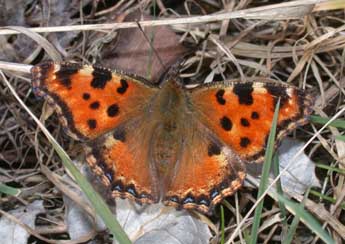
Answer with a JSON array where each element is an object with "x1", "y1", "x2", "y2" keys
[{"x1": 150, "y1": 81, "x2": 189, "y2": 185}]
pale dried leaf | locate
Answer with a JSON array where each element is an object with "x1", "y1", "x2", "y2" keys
[
  {"x1": 277, "y1": 138, "x2": 320, "y2": 195},
  {"x1": 115, "y1": 199, "x2": 212, "y2": 244},
  {"x1": 0, "y1": 201, "x2": 44, "y2": 244}
]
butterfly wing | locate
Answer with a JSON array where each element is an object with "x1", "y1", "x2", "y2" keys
[
  {"x1": 85, "y1": 117, "x2": 160, "y2": 204},
  {"x1": 163, "y1": 79, "x2": 313, "y2": 213},
  {"x1": 31, "y1": 61, "x2": 157, "y2": 140},
  {"x1": 162, "y1": 116, "x2": 246, "y2": 213},
  {"x1": 31, "y1": 61, "x2": 160, "y2": 203},
  {"x1": 188, "y1": 79, "x2": 314, "y2": 162}
]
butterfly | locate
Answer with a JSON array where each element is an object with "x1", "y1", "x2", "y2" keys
[{"x1": 31, "y1": 61, "x2": 313, "y2": 213}]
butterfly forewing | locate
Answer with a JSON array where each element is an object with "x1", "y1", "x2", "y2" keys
[
  {"x1": 31, "y1": 61, "x2": 158, "y2": 140},
  {"x1": 189, "y1": 80, "x2": 313, "y2": 163}
]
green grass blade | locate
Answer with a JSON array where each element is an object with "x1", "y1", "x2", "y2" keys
[
  {"x1": 220, "y1": 205, "x2": 225, "y2": 244},
  {"x1": 249, "y1": 99, "x2": 280, "y2": 244},
  {"x1": 272, "y1": 153, "x2": 288, "y2": 235},
  {"x1": 282, "y1": 205, "x2": 301, "y2": 244},
  {"x1": 315, "y1": 163, "x2": 345, "y2": 175},
  {"x1": 310, "y1": 115, "x2": 345, "y2": 129},
  {"x1": 283, "y1": 190, "x2": 311, "y2": 244},
  {"x1": 277, "y1": 193, "x2": 335, "y2": 244},
  {"x1": 335, "y1": 135, "x2": 345, "y2": 142},
  {"x1": 310, "y1": 189, "x2": 345, "y2": 210},
  {"x1": 0, "y1": 184, "x2": 20, "y2": 196}
]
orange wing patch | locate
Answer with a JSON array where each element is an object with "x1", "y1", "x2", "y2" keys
[
  {"x1": 163, "y1": 122, "x2": 246, "y2": 213},
  {"x1": 85, "y1": 122, "x2": 159, "y2": 204},
  {"x1": 31, "y1": 61, "x2": 156, "y2": 140},
  {"x1": 190, "y1": 81, "x2": 313, "y2": 162}
]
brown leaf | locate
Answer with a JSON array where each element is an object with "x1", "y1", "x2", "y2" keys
[{"x1": 101, "y1": 11, "x2": 187, "y2": 82}]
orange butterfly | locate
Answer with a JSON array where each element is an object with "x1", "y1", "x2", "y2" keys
[{"x1": 31, "y1": 61, "x2": 313, "y2": 213}]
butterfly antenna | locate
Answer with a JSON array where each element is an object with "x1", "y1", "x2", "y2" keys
[
  {"x1": 157, "y1": 32, "x2": 211, "y2": 86},
  {"x1": 136, "y1": 21, "x2": 167, "y2": 72}
]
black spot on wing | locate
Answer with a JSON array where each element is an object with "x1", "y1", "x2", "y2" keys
[
  {"x1": 233, "y1": 83, "x2": 253, "y2": 105},
  {"x1": 215, "y1": 89, "x2": 226, "y2": 105},
  {"x1": 208, "y1": 142, "x2": 221, "y2": 156},
  {"x1": 113, "y1": 128, "x2": 126, "y2": 142},
  {"x1": 55, "y1": 63, "x2": 81, "y2": 89},
  {"x1": 90, "y1": 66, "x2": 112, "y2": 89},
  {"x1": 220, "y1": 116, "x2": 232, "y2": 131},
  {"x1": 251, "y1": 111, "x2": 259, "y2": 119},
  {"x1": 264, "y1": 84, "x2": 289, "y2": 108},
  {"x1": 82, "y1": 93, "x2": 90, "y2": 100},
  {"x1": 240, "y1": 137, "x2": 250, "y2": 148},
  {"x1": 107, "y1": 104, "x2": 119, "y2": 117},
  {"x1": 87, "y1": 119, "x2": 97, "y2": 129},
  {"x1": 240, "y1": 118, "x2": 250, "y2": 127},
  {"x1": 89, "y1": 101, "x2": 100, "y2": 109},
  {"x1": 117, "y1": 79, "x2": 129, "y2": 94}
]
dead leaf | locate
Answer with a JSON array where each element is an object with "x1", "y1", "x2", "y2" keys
[
  {"x1": 0, "y1": 201, "x2": 44, "y2": 244},
  {"x1": 277, "y1": 138, "x2": 320, "y2": 195},
  {"x1": 101, "y1": 11, "x2": 187, "y2": 82},
  {"x1": 115, "y1": 199, "x2": 212, "y2": 244}
]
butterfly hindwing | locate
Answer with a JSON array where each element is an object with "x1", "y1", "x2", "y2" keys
[
  {"x1": 189, "y1": 79, "x2": 313, "y2": 163},
  {"x1": 31, "y1": 61, "x2": 157, "y2": 140},
  {"x1": 162, "y1": 117, "x2": 246, "y2": 213},
  {"x1": 85, "y1": 117, "x2": 160, "y2": 204}
]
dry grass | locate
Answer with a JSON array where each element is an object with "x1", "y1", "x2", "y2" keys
[{"x1": 0, "y1": 0, "x2": 344, "y2": 243}]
